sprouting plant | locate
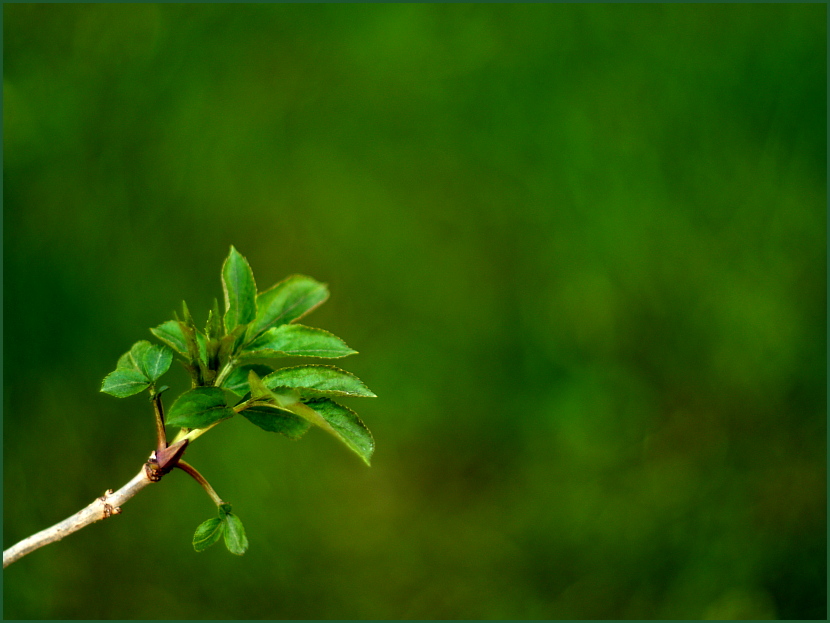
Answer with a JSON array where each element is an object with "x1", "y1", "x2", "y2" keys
[{"x1": 3, "y1": 247, "x2": 375, "y2": 566}]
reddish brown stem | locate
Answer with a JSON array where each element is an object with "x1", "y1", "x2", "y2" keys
[
  {"x1": 175, "y1": 460, "x2": 224, "y2": 507},
  {"x1": 151, "y1": 392, "x2": 167, "y2": 453}
]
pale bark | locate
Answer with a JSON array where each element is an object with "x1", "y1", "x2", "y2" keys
[{"x1": 3, "y1": 466, "x2": 154, "y2": 568}]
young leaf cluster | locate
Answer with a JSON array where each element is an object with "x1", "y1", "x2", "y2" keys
[
  {"x1": 193, "y1": 504, "x2": 248, "y2": 555},
  {"x1": 100, "y1": 246, "x2": 376, "y2": 555}
]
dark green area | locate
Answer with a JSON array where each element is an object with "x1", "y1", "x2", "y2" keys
[
  {"x1": 165, "y1": 387, "x2": 232, "y2": 429},
  {"x1": 4, "y1": 4, "x2": 825, "y2": 619}
]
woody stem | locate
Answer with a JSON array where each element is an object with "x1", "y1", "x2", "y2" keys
[{"x1": 3, "y1": 467, "x2": 154, "y2": 568}]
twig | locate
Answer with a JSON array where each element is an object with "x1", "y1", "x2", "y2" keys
[{"x1": 3, "y1": 466, "x2": 155, "y2": 568}]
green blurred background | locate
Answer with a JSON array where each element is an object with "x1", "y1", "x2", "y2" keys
[{"x1": 4, "y1": 4, "x2": 826, "y2": 620}]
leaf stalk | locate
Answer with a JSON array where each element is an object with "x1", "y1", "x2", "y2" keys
[{"x1": 175, "y1": 461, "x2": 224, "y2": 507}]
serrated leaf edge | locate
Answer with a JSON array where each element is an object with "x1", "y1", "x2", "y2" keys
[
  {"x1": 290, "y1": 399, "x2": 374, "y2": 465},
  {"x1": 100, "y1": 369, "x2": 150, "y2": 397},
  {"x1": 264, "y1": 364, "x2": 377, "y2": 398},
  {"x1": 243, "y1": 324, "x2": 358, "y2": 359},
  {"x1": 222, "y1": 511, "x2": 249, "y2": 555},
  {"x1": 150, "y1": 321, "x2": 189, "y2": 356},
  {"x1": 166, "y1": 387, "x2": 234, "y2": 428},
  {"x1": 246, "y1": 275, "x2": 329, "y2": 342},
  {"x1": 222, "y1": 246, "x2": 257, "y2": 333},
  {"x1": 193, "y1": 517, "x2": 224, "y2": 552}
]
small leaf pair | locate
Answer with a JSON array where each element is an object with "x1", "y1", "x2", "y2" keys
[
  {"x1": 101, "y1": 341, "x2": 173, "y2": 398},
  {"x1": 193, "y1": 504, "x2": 248, "y2": 555}
]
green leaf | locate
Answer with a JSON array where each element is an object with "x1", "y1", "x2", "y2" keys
[
  {"x1": 196, "y1": 331, "x2": 208, "y2": 367},
  {"x1": 193, "y1": 517, "x2": 224, "y2": 552},
  {"x1": 166, "y1": 387, "x2": 234, "y2": 428},
  {"x1": 220, "y1": 509, "x2": 249, "y2": 555},
  {"x1": 221, "y1": 364, "x2": 273, "y2": 397},
  {"x1": 129, "y1": 340, "x2": 173, "y2": 382},
  {"x1": 217, "y1": 324, "x2": 247, "y2": 364},
  {"x1": 180, "y1": 303, "x2": 205, "y2": 364},
  {"x1": 222, "y1": 246, "x2": 257, "y2": 333},
  {"x1": 181, "y1": 299, "x2": 195, "y2": 327},
  {"x1": 243, "y1": 324, "x2": 357, "y2": 359},
  {"x1": 247, "y1": 369, "x2": 274, "y2": 402},
  {"x1": 241, "y1": 404, "x2": 312, "y2": 440},
  {"x1": 290, "y1": 399, "x2": 374, "y2": 465},
  {"x1": 150, "y1": 320, "x2": 188, "y2": 356},
  {"x1": 263, "y1": 365, "x2": 377, "y2": 399},
  {"x1": 206, "y1": 298, "x2": 224, "y2": 341},
  {"x1": 204, "y1": 300, "x2": 223, "y2": 373},
  {"x1": 245, "y1": 275, "x2": 329, "y2": 343},
  {"x1": 247, "y1": 369, "x2": 303, "y2": 408},
  {"x1": 103, "y1": 342, "x2": 171, "y2": 397},
  {"x1": 101, "y1": 368, "x2": 150, "y2": 398},
  {"x1": 116, "y1": 350, "x2": 138, "y2": 371},
  {"x1": 175, "y1": 304, "x2": 208, "y2": 384}
]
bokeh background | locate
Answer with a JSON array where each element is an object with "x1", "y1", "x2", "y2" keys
[{"x1": 4, "y1": 4, "x2": 826, "y2": 620}]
